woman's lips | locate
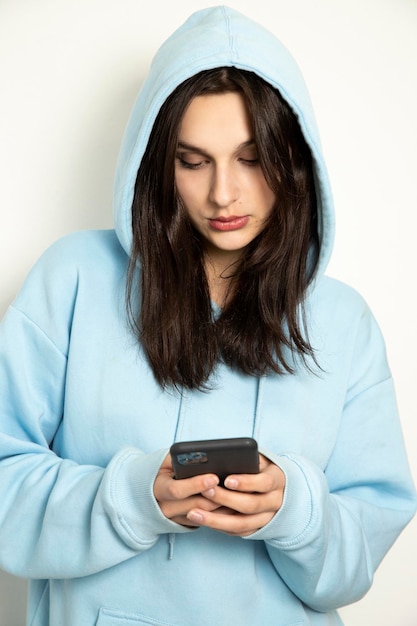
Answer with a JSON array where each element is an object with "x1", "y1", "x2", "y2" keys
[{"x1": 208, "y1": 215, "x2": 250, "y2": 231}]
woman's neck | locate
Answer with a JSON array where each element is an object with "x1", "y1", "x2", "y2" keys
[{"x1": 204, "y1": 250, "x2": 240, "y2": 307}]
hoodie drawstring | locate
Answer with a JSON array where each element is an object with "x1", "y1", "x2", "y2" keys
[
  {"x1": 252, "y1": 376, "x2": 264, "y2": 440},
  {"x1": 168, "y1": 533, "x2": 176, "y2": 560},
  {"x1": 172, "y1": 387, "x2": 187, "y2": 444},
  {"x1": 167, "y1": 388, "x2": 188, "y2": 560}
]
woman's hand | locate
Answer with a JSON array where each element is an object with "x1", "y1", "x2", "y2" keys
[
  {"x1": 154, "y1": 453, "x2": 285, "y2": 535},
  {"x1": 185, "y1": 454, "x2": 286, "y2": 536},
  {"x1": 153, "y1": 453, "x2": 222, "y2": 526}
]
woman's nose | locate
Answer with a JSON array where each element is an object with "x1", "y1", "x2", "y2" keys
[{"x1": 208, "y1": 166, "x2": 240, "y2": 208}]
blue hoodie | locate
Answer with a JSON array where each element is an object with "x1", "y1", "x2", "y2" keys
[{"x1": 0, "y1": 6, "x2": 415, "y2": 626}]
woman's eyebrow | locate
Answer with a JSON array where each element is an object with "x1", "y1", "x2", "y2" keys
[
  {"x1": 176, "y1": 139, "x2": 256, "y2": 156},
  {"x1": 177, "y1": 141, "x2": 210, "y2": 157}
]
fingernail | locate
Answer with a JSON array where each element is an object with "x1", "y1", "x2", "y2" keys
[
  {"x1": 204, "y1": 476, "x2": 218, "y2": 488},
  {"x1": 187, "y1": 511, "x2": 204, "y2": 523},
  {"x1": 224, "y1": 477, "x2": 238, "y2": 489},
  {"x1": 202, "y1": 488, "x2": 215, "y2": 497}
]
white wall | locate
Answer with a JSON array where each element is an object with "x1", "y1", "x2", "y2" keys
[{"x1": 0, "y1": 0, "x2": 416, "y2": 624}]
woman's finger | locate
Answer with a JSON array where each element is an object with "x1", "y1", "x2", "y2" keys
[
  {"x1": 154, "y1": 455, "x2": 219, "y2": 502},
  {"x1": 186, "y1": 507, "x2": 275, "y2": 536}
]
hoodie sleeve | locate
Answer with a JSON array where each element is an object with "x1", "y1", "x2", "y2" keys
[
  {"x1": 0, "y1": 242, "x2": 191, "y2": 580},
  {"x1": 248, "y1": 302, "x2": 417, "y2": 612}
]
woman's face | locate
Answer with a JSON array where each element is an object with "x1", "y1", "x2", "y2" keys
[{"x1": 175, "y1": 91, "x2": 276, "y2": 268}]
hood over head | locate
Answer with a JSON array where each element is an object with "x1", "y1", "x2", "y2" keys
[{"x1": 113, "y1": 5, "x2": 335, "y2": 283}]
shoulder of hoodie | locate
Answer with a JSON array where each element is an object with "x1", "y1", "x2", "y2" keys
[
  {"x1": 312, "y1": 274, "x2": 366, "y2": 303},
  {"x1": 27, "y1": 229, "x2": 127, "y2": 280},
  {"x1": 11, "y1": 229, "x2": 127, "y2": 317},
  {"x1": 308, "y1": 274, "x2": 378, "y2": 332}
]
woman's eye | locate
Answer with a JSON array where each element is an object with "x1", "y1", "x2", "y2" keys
[
  {"x1": 238, "y1": 152, "x2": 260, "y2": 166},
  {"x1": 176, "y1": 155, "x2": 206, "y2": 170},
  {"x1": 240, "y1": 158, "x2": 259, "y2": 166}
]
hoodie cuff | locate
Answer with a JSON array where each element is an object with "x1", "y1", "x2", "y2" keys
[
  {"x1": 245, "y1": 451, "x2": 319, "y2": 544},
  {"x1": 103, "y1": 446, "x2": 193, "y2": 550}
]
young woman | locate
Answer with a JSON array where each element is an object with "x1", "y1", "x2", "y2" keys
[{"x1": 0, "y1": 6, "x2": 415, "y2": 626}]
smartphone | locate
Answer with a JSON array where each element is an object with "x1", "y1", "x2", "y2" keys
[{"x1": 170, "y1": 437, "x2": 259, "y2": 485}]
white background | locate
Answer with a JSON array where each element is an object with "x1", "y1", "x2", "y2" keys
[{"x1": 0, "y1": 0, "x2": 416, "y2": 624}]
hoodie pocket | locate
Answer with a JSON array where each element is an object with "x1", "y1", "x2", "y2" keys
[
  {"x1": 96, "y1": 608, "x2": 179, "y2": 626},
  {"x1": 96, "y1": 608, "x2": 303, "y2": 626}
]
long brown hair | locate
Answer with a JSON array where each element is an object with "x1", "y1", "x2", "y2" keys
[{"x1": 127, "y1": 67, "x2": 319, "y2": 390}]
